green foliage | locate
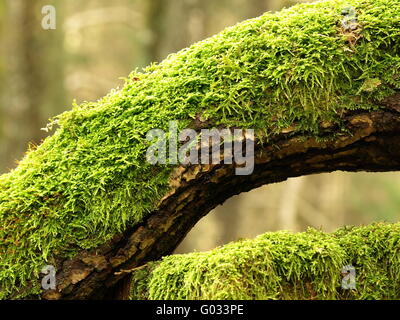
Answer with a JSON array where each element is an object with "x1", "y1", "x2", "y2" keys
[
  {"x1": 131, "y1": 223, "x2": 400, "y2": 300},
  {"x1": 1, "y1": 0, "x2": 400, "y2": 298}
]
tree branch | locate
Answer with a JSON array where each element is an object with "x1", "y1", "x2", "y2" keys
[
  {"x1": 41, "y1": 105, "x2": 400, "y2": 300},
  {"x1": 1, "y1": 0, "x2": 399, "y2": 300}
]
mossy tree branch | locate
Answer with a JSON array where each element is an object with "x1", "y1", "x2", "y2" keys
[
  {"x1": 1, "y1": 0, "x2": 399, "y2": 299},
  {"x1": 129, "y1": 223, "x2": 400, "y2": 300},
  {"x1": 31, "y1": 100, "x2": 400, "y2": 300}
]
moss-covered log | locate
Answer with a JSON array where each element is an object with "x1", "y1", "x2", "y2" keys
[
  {"x1": 0, "y1": 0, "x2": 400, "y2": 299},
  {"x1": 130, "y1": 223, "x2": 400, "y2": 300}
]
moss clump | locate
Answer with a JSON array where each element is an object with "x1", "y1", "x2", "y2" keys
[
  {"x1": 1, "y1": 0, "x2": 400, "y2": 299},
  {"x1": 130, "y1": 223, "x2": 400, "y2": 300}
]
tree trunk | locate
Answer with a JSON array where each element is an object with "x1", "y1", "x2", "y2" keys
[{"x1": 2, "y1": 0, "x2": 44, "y2": 171}]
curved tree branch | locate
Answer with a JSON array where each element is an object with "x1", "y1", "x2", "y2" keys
[
  {"x1": 1, "y1": 0, "x2": 400, "y2": 300},
  {"x1": 43, "y1": 103, "x2": 400, "y2": 300}
]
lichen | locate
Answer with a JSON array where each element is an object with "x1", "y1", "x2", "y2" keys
[
  {"x1": 130, "y1": 223, "x2": 400, "y2": 300},
  {"x1": 1, "y1": 0, "x2": 400, "y2": 299}
]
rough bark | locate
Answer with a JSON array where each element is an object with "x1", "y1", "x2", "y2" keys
[{"x1": 37, "y1": 93, "x2": 400, "y2": 300}]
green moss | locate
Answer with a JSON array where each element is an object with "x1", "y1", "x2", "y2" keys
[
  {"x1": 130, "y1": 223, "x2": 400, "y2": 300},
  {"x1": 1, "y1": 0, "x2": 400, "y2": 299}
]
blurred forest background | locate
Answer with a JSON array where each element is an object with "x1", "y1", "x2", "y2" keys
[{"x1": 0, "y1": 0, "x2": 399, "y2": 254}]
